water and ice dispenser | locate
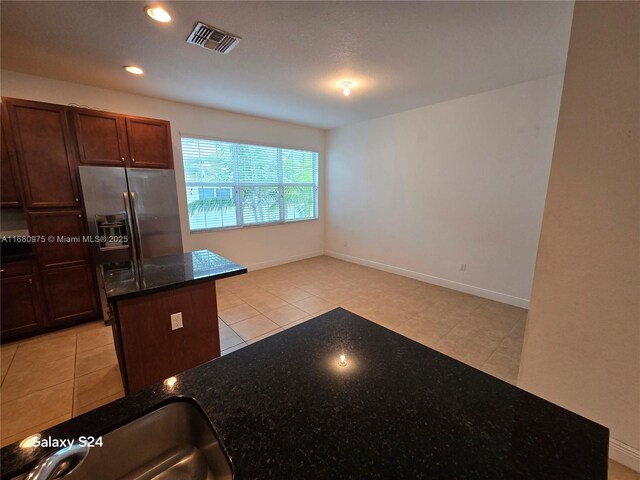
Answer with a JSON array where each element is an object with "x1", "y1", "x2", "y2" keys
[{"x1": 94, "y1": 213, "x2": 129, "y2": 250}]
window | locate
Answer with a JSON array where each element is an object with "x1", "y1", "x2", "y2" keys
[{"x1": 182, "y1": 137, "x2": 318, "y2": 231}]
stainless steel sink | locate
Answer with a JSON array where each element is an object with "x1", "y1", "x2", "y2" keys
[{"x1": 21, "y1": 401, "x2": 232, "y2": 480}]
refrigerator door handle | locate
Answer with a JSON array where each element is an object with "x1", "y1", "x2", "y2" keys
[
  {"x1": 123, "y1": 192, "x2": 139, "y2": 266},
  {"x1": 129, "y1": 191, "x2": 144, "y2": 264}
]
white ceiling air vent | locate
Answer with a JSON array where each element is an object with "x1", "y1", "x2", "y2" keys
[{"x1": 186, "y1": 22, "x2": 241, "y2": 54}]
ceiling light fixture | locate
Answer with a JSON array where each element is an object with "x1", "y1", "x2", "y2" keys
[
  {"x1": 338, "y1": 353, "x2": 347, "y2": 367},
  {"x1": 341, "y1": 81, "x2": 352, "y2": 97},
  {"x1": 145, "y1": 5, "x2": 172, "y2": 23},
  {"x1": 124, "y1": 65, "x2": 144, "y2": 75}
]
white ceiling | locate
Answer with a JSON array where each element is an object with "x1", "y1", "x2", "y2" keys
[{"x1": 1, "y1": 1, "x2": 573, "y2": 129}]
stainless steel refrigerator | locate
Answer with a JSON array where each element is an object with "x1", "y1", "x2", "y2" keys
[{"x1": 79, "y1": 166, "x2": 183, "y2": 321}]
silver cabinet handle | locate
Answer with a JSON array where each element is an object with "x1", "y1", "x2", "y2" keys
[
  {"x1": 130, "y1": 191, "x2": 143, "y2": 263},
  {"x1": 75, "y1": 197, "x2": 79, "y2": 202},
  {"x1": 78, "y1": 214, "x2": 82, "y2": 219},
  {"x1": 121, "y1": 157, "x2": 125, "y2": 162},
  {"x1": 132, "y1": 158, "x2": 136, "y2": 163},
  {"x1": 123, "y1": 192, "x2": 139, "y2": 266},
  {"x1": 28, "y1": 278, "x2": 33, "y2": 285}
]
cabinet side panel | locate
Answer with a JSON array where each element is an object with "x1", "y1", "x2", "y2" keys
[{"x1": 117, "y1": 282, "x2": 219, "y2": 393}]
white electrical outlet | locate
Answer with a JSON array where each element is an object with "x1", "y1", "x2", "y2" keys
[{"x1": 170, "y1": 312, "x2": 183, "y2": 330}]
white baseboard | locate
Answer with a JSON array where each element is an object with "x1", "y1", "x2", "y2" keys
[
  {"x1": 324, "y1": 251, "x2": 530, "y2": 308},
  {"x1": 610, "y1": 438, "x2": 640, "y2": 472},
  {"x1": 246, "y1": 251, "x2": 324, "y2": 271}
]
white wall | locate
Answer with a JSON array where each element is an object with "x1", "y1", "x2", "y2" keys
[
  {"x1": 325, "y1": 75, "x2": 564, "y2": 307},
  {"x1": 1, "y1": 70, "x2": 325, "y2": 269},
  {"x1": 518, "y1": 2, "x2": 640, "y2": 470}
]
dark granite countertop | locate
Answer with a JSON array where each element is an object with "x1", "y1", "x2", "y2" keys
[
  {"x1": 102, "y1": 249, "x2": 247, "y2": 302},
  {"x1": 0, "y1": 309, "x2": 609, "y2": 479},
  {"x1": 0, "y1": 253, "x2": 34, "y2": 263},
  {"x1": 0, "y1": 240, "x2": 33, "y2": 263}
]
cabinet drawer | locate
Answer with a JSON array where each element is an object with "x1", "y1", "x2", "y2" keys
[{"x1": 0, "y1": 260, "x2": 33, "y2": 277}]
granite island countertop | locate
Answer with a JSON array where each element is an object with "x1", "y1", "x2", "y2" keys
[
  {"x1": 0, "y1": 309, "x2": 609, "y2": 479},
  {"x1": 102, "y1": 249, "x2": 247, "y2": 302}
]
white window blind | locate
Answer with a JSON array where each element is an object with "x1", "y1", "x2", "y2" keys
[{"x1": 181, "y1": 137, "x2": 318, "y2": 231}]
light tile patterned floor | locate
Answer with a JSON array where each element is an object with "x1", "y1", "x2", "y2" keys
[
  {"x1": 1, "y1": 322, "x2": 123, "y2": 447},
  {"x1": 0, "y1": 256, "x2": 637, "y2": 478},
  {"x1": 217, "y1": 256, "x2": 526, "y2": 386}
]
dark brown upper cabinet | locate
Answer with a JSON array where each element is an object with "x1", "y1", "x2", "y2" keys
[
  {"x1": 72, "y1": 109, "x2": 129, "y2": 167},
  {"x1": 126, "y1": 117, "x2": 174, "y2": 169},
  {"x1": 1, "y1": 105, "x2": 23, "y2": 207},
  {"x1": 4, "y1": 98, "x2": 80, "y2": 209},
  {"x1": 72, "y1": 110, "x2": 173, "y2": 169}
]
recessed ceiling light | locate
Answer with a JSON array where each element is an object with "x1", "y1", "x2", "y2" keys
[
  {"x1": 145, "y1": 5, "x2": 172, "y2": 23},
  {"x1": 338, "y1": 353, "x2": 347, "y2": 367},
  {"x1": 124, "y1": 65, "x2": 144, "y2": 75},
  {"x1": 340, "y1": 81, "x2": 352, "y2": 97}
]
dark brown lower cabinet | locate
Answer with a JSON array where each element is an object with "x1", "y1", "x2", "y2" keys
[
  {"x1": 41, "y1": 264, "x2": 99, "y2": 326},
  {"x1": 1, "y1": 271, "x2": 44, "y2": 337}
]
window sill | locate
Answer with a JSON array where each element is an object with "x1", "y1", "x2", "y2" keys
[{"x1": 188, "y1": 217, "x2": 319, "y2": 234}]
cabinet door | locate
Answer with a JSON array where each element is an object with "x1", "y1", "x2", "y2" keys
[
  {"x1": 4, "y1": 98, "x2": 80, "y2": 208},
  {"x1": 29, "y1": 210, "x2": 89, "y2": 269},
  {"x1": 41, "y1": 264, "x2": 98, "y2": 325},
  {"x1": 1, "y1": 122, "x2": 22, "y2": 207},
  {"x1": 1, "y1": 274, "x2": 44, "y2": 337},
  {"x1": 125, "y1": 117, "x2": 173, "y2": 169},
  {"x1": 72, "y1": 109, "x2": 129, "y2": 167}
]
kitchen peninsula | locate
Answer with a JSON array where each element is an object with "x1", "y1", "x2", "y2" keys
[
  {"x1": 0, "y1": 309, "x2": 608, "y2": 479},
  {"x1": 102, "y1": 249, "x2": 246, "y2": 394}
]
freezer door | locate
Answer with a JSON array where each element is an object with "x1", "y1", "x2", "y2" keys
[
  {"x1": 78, "y1": 166, "x2": 134, "y2": 265},
  {"x1": 126, "y1": 168, "x2": 183, "y2": 259}
]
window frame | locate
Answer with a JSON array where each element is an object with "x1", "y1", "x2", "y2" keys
[{"x1": 181, "y1": 135, "x2": 319, "y2": 233}]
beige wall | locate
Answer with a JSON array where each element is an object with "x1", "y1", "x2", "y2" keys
[
  {"x1": 518, "y1": 1, "x2": 640, "y2": 470},
  {"x1": 1, "y1": 70, "x2": 325, "y2": 270},
  {"x1": 326, "y1": 75, "x2": 564, "y2": 307}
]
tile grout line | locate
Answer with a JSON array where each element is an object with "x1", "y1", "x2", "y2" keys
[
  {"x1": 71, "y1": 333, "x2": 78, "y2": 417},
  {"x1": 225, "y1": 292, "x2": 298, "y2": 345},
  {"x1": 1, "y1": 377, "x2": 77, "y2": 404},
  {"x1": 0, "y1": 340, "x2": 77, "y2": 444},
  {"x1": 480, "y1": 320, "x2": 525, "y2": 368},
  {"x1": 0, "y1": 342, "x2": 21, "y2": 388},
  {"x1": 1, "y1": 354, "x2": 79, "y2": 407},
  {"x1": 73, "y1": 340, "x2": 124, "y2": 411}
]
